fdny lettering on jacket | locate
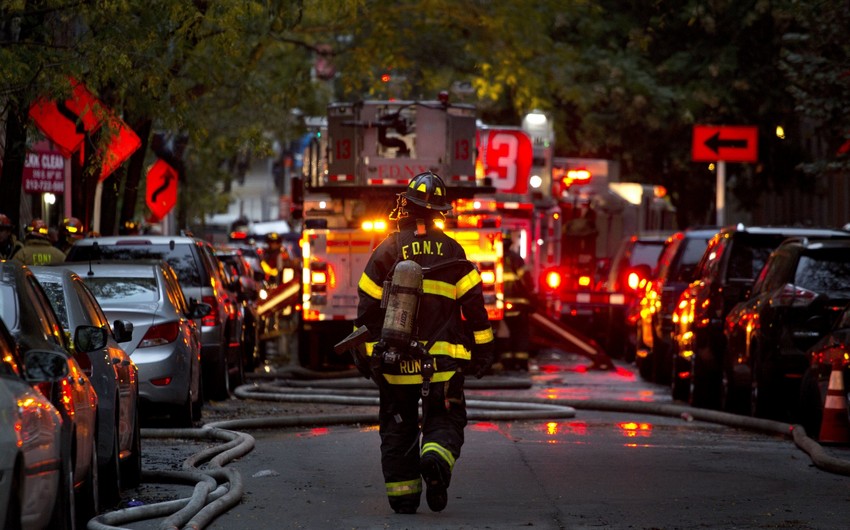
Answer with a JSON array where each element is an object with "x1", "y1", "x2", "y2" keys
[{"x1": 400, "y1": 240, "x2": 443, "y2": 260}]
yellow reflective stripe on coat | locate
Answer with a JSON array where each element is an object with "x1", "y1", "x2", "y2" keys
[
  {"x1": 473, "y1": 327, "x2": 494, "y2": 345},
  {"x1": 382, "y1": 370, "x2": 456, "y2": 385},
  {"x1": 456, "y1": 269, "x2": 482, "y2": 298},
  {"x1": 422, "y1": 279, "x2": 456, "y2": 299},
  {"x1": 365, "y1": 341, "x2": 472, "y2": 360},
  {"x1": 358, "y1": 272, "x2": 383, "y2": 300},
  {"x1": 386, "y1": 478, "x2": 422, "y2": 497},
  {"x1": 421, "y1": 442, "x2": 456, "y2": 470}
]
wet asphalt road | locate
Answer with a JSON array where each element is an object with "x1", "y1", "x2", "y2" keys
[{"x1": 119, "y1": 351, "x2": 850, "y2": 529}]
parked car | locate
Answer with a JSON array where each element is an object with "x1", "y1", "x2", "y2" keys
[
  {"x1": 673, "y1": 225, "x2": 850, "y2": 409},
  {"x1": 0, "y1": 261, "x2": 100, "y2": 525},
  {"x1": 602, "y1": 232, "x2": 671, "y2": 361},
  {"x1": 724, "y1": 237, "x2": 850, "y2": 419},
  {"x1": 66, "y1": 235, "x2": 241, "y2": 400},
  {"x1": 798, "y1": 303, "x2": 850, "y2": 439},
  {"x1": 216, "y1": 247, "x2": 262, "y2": 370},
  {"x1": 635, "y1": 227, "x2": 716, "y2": 386},
  {"x1": 32, "y1": 266, "x2": 142, "y2": 504},
  {"x1": 59, "y1": 261, "x2": 209, "y2": 427},
  {"x1": 0, "y1": 317, "x2": 66, "y2": 530}
]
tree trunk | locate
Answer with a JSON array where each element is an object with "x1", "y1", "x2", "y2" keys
[
  {"x1": 120, "y1": 118, "x2": 152, "y2": 234},
  {"x1": 0, "y1": 103, "x2": 27, "y2": 232}
]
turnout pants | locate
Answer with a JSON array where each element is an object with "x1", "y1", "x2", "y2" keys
[{"x1": 377, "y1": 372, "x2": 467, "y2": 512}]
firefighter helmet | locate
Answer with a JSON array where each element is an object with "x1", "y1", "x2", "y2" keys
[
  {"x1": 62, "y1": 217, "x2": 85, "y2": 240},
  {"x1": 26, "y1": 219, "x2": 50, "y2": 239},
  {"x1": 266, "y1": 232, "x2": 281, "y2": 244},
  {"x1": 0, "y1": 214, "x2": 12, "y2": 229},
  {"x1": 400, "y1": 172, "x2": 452, "y2": 212}
]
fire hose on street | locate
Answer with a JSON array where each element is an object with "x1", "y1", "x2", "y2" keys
[{"x1": 86, "y1": 371, "x2": 850, "y2": 529}]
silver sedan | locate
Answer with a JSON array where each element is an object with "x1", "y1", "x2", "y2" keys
[{"x1": 58, "y1": 261, "x2": 210, "y2": 427}]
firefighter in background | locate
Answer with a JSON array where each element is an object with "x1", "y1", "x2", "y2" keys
[
  {"x1": 500, "y1": 231, "x2": 535, "y2": 371},
  {"x1": 13, "y1": 219, "x2": 66, "y2": 265},
  {"x1": 355, "y1": 172, "x2": 495, "y2": 515},
  {"x1": 0, "y1": 214, "x2": 23, "y2": 260},
  {"x1": 260, "y1": 232, "x2": 290, "y2": 284},
  {"x1": 56, "y1": 216, "x2": 85, "y2": 253}
]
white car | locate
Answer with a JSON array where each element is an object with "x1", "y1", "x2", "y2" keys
[{"x1": 0, "y1": 317, "x2": 66, "y2": 530}]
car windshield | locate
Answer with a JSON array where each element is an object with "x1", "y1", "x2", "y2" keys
[
  {"x1": 82, "y1": 277, "x2": 159, "y2": 303},
  {"x1": 70, "y1": 243, "x2": 202, "y2": 287},
  {"x1": 37, "y1": 280, "x2": 70, "y2": 330},
  {"x1": 631, "y1": 242, "x2": 665, "y2": 267},
  {"x1": 795, "y1": 249, "x2": 850, "y2": 294}
]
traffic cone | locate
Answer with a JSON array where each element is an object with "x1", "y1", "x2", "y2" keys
[{"x1": 818, "y1": 360, "x2": 850, "y2": 444}]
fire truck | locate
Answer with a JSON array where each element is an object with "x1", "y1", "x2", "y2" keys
[
  {"x1": 296, "y1": 97, "x2": 503, "y2": 370},
  {"x1": 540, "y1": 157, "x2": 677, "y2": 354}
]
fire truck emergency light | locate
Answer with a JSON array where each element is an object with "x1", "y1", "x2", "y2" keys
[{"x1": 361, "y1": 220, "x2": 388, "y2": 232}]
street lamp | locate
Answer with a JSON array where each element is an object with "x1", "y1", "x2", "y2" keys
[{"x1": 43, "y1": 192, "x2": 56, "y2": 225}]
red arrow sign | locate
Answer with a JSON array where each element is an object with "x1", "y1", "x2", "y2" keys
[
  {"x1": 146, "y1": 159, "x2": 178, "y2": 220},
  {"x1": 692, "y1": 125, "x2": 758, "y2": 162}
]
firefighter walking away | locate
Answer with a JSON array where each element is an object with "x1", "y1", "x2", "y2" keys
[{"x1": 353, "y1": 172, "x2": 495, "y2": 515}]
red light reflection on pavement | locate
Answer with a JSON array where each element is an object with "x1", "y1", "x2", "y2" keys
[
  {"x1": 297, "y1": 427, "x2": 331, "y2": 437},
  {"x1": 470, "y1": 422, "x2": 501, "y2": 432},
  {"x1": 618, "y1": 421, "x2": 653, "y2": 438}
]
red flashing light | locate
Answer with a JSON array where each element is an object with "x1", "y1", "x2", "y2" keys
[{"x1": 381, "y1": 74, "x2": 391, "y2": 83}]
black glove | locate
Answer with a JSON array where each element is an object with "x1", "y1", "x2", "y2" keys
[{"x1": 469, "y1": 352, "x2": 494, "y2": 379}]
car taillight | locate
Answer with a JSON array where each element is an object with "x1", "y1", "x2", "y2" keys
[
  {"x1": 60, "y1": 378, "x2": 74, "y2": 416},
  {"x1": 202, "y1": 295, "x2": 218, "y2": 326},
  {"x1": 770, "y1": 283, "x2": 818, "y2": 308},
  {"x1": 545, "y1": 270, "x2": 562, "y2": 290},
  {"x1": 139, "y1": 321, "x2": 180, "y2": 348}
]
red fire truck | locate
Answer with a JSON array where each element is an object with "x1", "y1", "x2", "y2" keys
[
  {"x1": 540, "y1": 157, "x2": 677, "y2": 354},
  {"x1": 295, "y1": 97, "x2": 503, "y2": 370}
]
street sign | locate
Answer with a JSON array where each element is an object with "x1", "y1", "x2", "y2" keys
[
  {"x1": 692, "y1": 125, "x2": 758, "y2": 162},
  {"x1": 145, "y1": 159, "x2": 178, "y2": 220}
]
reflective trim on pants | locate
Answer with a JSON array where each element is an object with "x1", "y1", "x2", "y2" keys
[
  {"x1": 386, "y1": 478, "x2": 422, "y2": 497},
  {"x1": 421, "y1": 442, "x2": 456, "y2": 471}
]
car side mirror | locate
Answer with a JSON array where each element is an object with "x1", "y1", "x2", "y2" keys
[
  {"x1": 74, "y1": 325, "x2": 108, "y2": 353},
  {"x1": 23, "y1": 349, "x2": 69, "y2": 382},
  {"x1": 188, "y1": 301, "x2": 212, "y2": 320},
  {"x1": 113, "y1": 320, "x2": 134, "y2": 343}
]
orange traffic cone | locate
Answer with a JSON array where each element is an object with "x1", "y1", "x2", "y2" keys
[{"x1": 818, "y1": 360, "x2": 850, "y2": 444}]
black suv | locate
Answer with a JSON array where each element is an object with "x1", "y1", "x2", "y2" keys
[
  {"x1": 673, "y1": 225, "x2": 849, "y2": 409},
  {"x1": 66, "y1": 235, "x2": 243, "y2": 400},
  {"x1": 724, "y1": 237, "x2": 850, "y2": 419},
  {"x1": 635, "y1": 227, "x2": 716, "y2": 384}
]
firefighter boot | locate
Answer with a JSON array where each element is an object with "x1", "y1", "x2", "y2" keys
[{"x1": 420, "y1": 454, "x2": 449, "y2": 512}]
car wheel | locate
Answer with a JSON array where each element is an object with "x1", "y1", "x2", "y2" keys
[
  {"x1": 172, "y1": 388, "x2": 195, "y2": 428},
  {"x1": 721, "y1": 368, "x2": 749, "y2": 415},
  {"x1": 690, "y1": 345, "x2": 721, "y2": 409},
  {"x1": 750, "y1": 353, "x2": 780, "y2": 419},
  {"x1": 76, "y1": 435, "x2": 99, "y2": 527},
  {"x1": 98, "y1": 420, "x2": 121, "y2": 509},
  {"x1": 230, "y1": 349, "x2": 245, "y2": 390},
  {"x1": 205, "y1": 352, "x2": 230, "y2": 401},
  {"x1": 192, "y1": 372, "x2": 205, "y2": 423},
  {"x1": 797, "y1": 367, "x2": 824, "y2": 438},
  {"x1": 49, "y1": 450, "x2": 75, "y2": 530},
  {"x1": 120, "y1": 409, "x2": 143, "y2": 489},
  {"x1": 5, "y1": 467, "x2": 22, "y2": 530},
  {"x1": 652, "y1": 338, "x2": 672, "y2": 386}
]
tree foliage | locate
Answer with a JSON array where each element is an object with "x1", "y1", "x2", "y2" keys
[{"x1": 1, "y1": 0, "x2": 847, "y2": 231}]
